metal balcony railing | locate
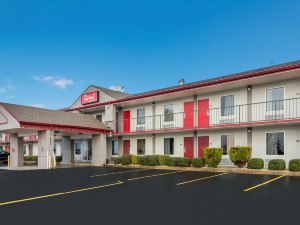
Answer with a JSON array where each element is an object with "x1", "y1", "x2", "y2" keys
[{"x1": 108, "y1": 97, "x2": 300, "y2": 134}]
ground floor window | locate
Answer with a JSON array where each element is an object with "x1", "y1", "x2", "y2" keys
[
  {"x1": 266, "y1": 132, "x2": 284, "y2": 155},
  {"x1": 112, "y1": 140, "x2": 119, "y2": 155},
  {"x1": 221, "y1": 135, "x2": 234, "y2": 155},
  {"x1": 75, "y1": 142, "x2": 81, "y2": 155},
  {"x1": 137, "y1": 139, "x2": 146, "y2": 155},
  {"x1": 164, "y1": 138, "x2": 174, "y2": 155}
]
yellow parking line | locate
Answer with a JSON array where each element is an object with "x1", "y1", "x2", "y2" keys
[
  {"x1": 176, "y1": 172, "x2": 228, "y2": 186},
  {"x1": 0, "y1": 181, "x2": 123, "y2": 207},
  {"x1": 90, "y1": 169, "x2": 150, "y2": 178},
  {"x1": 128, "y1": 171, "x2": 184, "y2": 181},
  {"x1": 243, "y1": 175, "x2": 285, "y2": 192}
]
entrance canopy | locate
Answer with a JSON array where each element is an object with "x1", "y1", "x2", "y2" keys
[{"x1": 0, "y1": 102, "x2": 111, "y2": 135}]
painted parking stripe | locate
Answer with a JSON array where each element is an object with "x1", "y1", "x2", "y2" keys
[
  {"x1": 128, "y1": 171, "x2": 184, "y2": 181},
  {"x1": 243, "y1": 175, "x2": 285, "y2": 192},
  {"x1": 176, "y1": 172, "x2": 228, "y2": 186},
  {"x1": 90, "y1": 169, "x2": 150, "y2": 178},
  {"x1": 0, "y1": 181, "x2": 123, "y2": 207}
]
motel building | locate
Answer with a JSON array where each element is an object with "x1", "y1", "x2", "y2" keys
[{"x1": 1, "y1": 60, "x2": 300, "y2": 169}]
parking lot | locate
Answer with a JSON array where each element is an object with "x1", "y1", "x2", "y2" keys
[{"x1": 0, "y1": 166, "x2": 299, "y2": 225}]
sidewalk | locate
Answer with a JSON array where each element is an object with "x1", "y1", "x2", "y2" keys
[{"x1": 105, "y1": 164, "x2": 300, "y2": 177}]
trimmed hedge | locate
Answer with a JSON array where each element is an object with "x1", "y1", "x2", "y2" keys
[
  {"x1": 24, "y1": 156, "x2": 38, "y2": 162},
  {"x1": 192, "y1": 158, "x2": 205, "y2": 168},
  {"x1": 113, "y1": 157, "x2": 122, "y2": 164},
  {"x1": 131, "y1": 155, "x2": 141, "y2": 165},
  {"x1": 289, "y1": 159, "x2": 300, "y2": 172},
  {"x1": 167, "y1": 157, "x2": 179, "y2": 167},
  {"x1": 56, "y1": 156, "x2": 62, "y2": 163},
  {"x1": 268, "y1": 159, "x2": 286, "y2": 170},
  {"x1": 147, "y1": 155, "x2": 159, "y2": 166},
  {"x1": 158, "y1": 155, "x2": 170, "y2": 165},
  {"x1": 120, "y1": 155, "x2": 132, "y2": 165},
  {"x1": 140, "y1": 156, "x2": 148, "y2": 166},
  {"x1": 177, "y1": 158, "x2": 192, "y2": 167},
  {"x1": 247, "y1": 158, "x2": 264, "y2": 169},
  {"x1": 203, "y1": 148, "x2": 223, "y2": 168},
  {"x1": 229, "y1": 146, "x2": 252, "y2": 168}
]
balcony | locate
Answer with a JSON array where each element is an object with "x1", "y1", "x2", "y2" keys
[{"x1": 110, "y1": 97, "x2": 300, "y2": 135}]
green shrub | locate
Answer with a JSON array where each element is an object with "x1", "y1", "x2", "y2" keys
[
  {"x1": 168, "y1": 157, "x2": 179, "y2": 167},
  {"x1": 229, "y1": 146, "x2": 252, "y2": 168},
  {"x1": 24, "y1": 156, "x2": 38, "y2": 162},
  {"x1": 192, "y1": 158, "x2": 205, "y2": 168},
  {"x1": 113, "y1": 157, "x2": 122, "y2": 164},
  {"x1": 247, "y1": 158, "x2": 264, "y2": 169},
  {"x1": 203, "y1": 148, "x2": 223, "y2": 168},
  {"x1": 120, "y1": 155, "x2": 132, "y2": 165},
  {"x1": 158, "y1": 155, "x2": 170, "y2": 165},
  {"x1": 140, "y1": 156, "x2": 148, "y2": 166},
  {"x1": 268, "y1": 159, "x2": 286, "y2": 170},
  {"x1": 131, "y1": 155, "x2": 141, "y2": 165},
  {"x1": 147, "y1": 155, "x2": 159, "y2": 166},
  {"x1": 56, "y1": 156, "x2": 62, "y2": 163},
  {"x1": 177, "y1": 157, "x2": 192, "y2": 167},
  {"x1": 289, "y1": 159, "x2": 300, "y2": 172}
]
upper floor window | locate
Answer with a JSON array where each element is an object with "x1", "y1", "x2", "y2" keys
[
  {"x1": 137, "y1": 139, "x2": 146, "y2": 155},
  {"x1": 137, "y1": 108, "x2": 145, "y2": 125},
  {"x1": 221, "y1": 134, "x2": 234, "y2": 155},
  {"x1": 266, "y1": 87, "x2": 284, "y2": 111},
  {"x1": 164, "y1": 104, "x2": 174, "y2": 122},
  {"x1": 266, "y1": 132, "x2": 284, "y2": 155},
  {"x1": 221, "y1": 95, "x2": 235, "y2": 116}
]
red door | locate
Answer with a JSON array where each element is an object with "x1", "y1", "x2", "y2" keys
[
  {"x1": 184, "y1": 137, "x2": 194, "y2": 158},
  {"x1": 198, "y1": 99, "x2": 209, "y2": 128},
  {"x1": 184, "y1": 101, "x2": 194, "y2": 128},
  {"x1": 123, "y1": 111, "x2": 130, "y2": 133},
  {"x1": 198, "y1": 136, "x2": 209, "y2": 157},
  {"x1": 123, "y1": 140, "x2": 130, "y2": 155}
]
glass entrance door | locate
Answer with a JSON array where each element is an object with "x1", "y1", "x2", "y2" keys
[{"x1": 74, "y1": 140, "x2": 92, "y2": 163}]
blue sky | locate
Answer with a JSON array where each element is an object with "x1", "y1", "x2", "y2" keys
[{"x1": 0, "y1": 0, "x2": 300, "y2": 109}]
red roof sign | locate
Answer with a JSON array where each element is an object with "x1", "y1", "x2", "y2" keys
[{"x1": 81, "y1": 91, "x2": 99, "y2": 105}]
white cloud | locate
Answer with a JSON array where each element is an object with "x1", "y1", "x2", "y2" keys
[
  {"x1": 0, "y1": 84, "x2": 15, "y2": 94},
  {"x1": 33, "y1": 76, "x2": 74, "y2": 89},
  {"x1": 109, "y1": 85, "x2": 124, "y2": 92},
  {"x1": 32, "y1": 103, "x2": 46, "y2": 108}
]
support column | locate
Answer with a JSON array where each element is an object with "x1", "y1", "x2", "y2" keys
[
  {"x1": 61, "y1": 136, "x2": 74, "y2": 164},
  {"x1": 193, "y1": 131, "x2": 198, "y2": 158},
  {"x1": 152, "y1": 134, "x2": 156, "y2": 155},
  {"x1": 38, "y1": 130, "x2": 55, "y2": 169},
  {"x1": 92, "y1": 134, "x2": 107, "y2": 166},
  {"x1": 9, "y1": 133, "x2": 24, "y2": 168}
]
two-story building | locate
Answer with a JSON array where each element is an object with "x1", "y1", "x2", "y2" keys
[{"x1": 65, "y1": 60, "x2": 300, "y2": 166}]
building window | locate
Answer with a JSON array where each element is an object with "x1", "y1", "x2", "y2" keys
[
  {"x1": 164, "y1": 104, "x2": 174, "y2": 122},
  {"x1": 96, "y1": 115, "x2": 102, "y2": 122},
  {"x1": 266, "y1": 132, "x2": 284, "y2": 155},
  {"x1": 112, "y1": 140, "x2": 119, "y2": 155},
  {"x1": 164, "y1": 138, "x2": 174, "y2": 155},
  {"x1": 53, "y1": 143, "x2": 57, "y2": 155},
  {"x1": 137, "y1": 139, "x2": 146, "y2": 155},
  {"x1": 75, "y1": 142, "x2": 81, "y2": 155},
  {"x1": 221, "y1": 135, "x2": 234, "y2": 155},
  {"x1": 266, "y1": 87, "x2": 284, "y2": 111},
  {"x1": 137, "y1": 108, "x2": 145, "y2": 125},
  {"x1": 221, "y1": 95, "x2": 235, "y2": 116}
]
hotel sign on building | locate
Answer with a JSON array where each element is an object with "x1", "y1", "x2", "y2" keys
[{"x1": 81, "y1": 91, "x2": 99, "y2": 105}]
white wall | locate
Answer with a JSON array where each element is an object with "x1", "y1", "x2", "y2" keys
[{"x1": 252, "y1": 125, "x2": 300, "y2": 163}]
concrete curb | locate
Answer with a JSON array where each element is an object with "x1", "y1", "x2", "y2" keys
[{"x1": 104, "y1": 164, "x2": 300, "y2": 177}]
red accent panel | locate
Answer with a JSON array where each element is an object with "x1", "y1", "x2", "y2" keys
[
  {"x1": 198, "y1": 99, "x2": 209, "y2": 128},
  {"x1": 184, "y1": 137, "x2": 194, "y2": 158},
  {"x1": 81, "y1": 91, "x2": 99, "y2": 105},
  {"x1": 123, "y1": 140, "x2": 130, "y2": 155},
  {"x1": 123, "y1": 111, "x2": 130, "y2": 133},
  {"x1": 198, "y1": 136, "x2": 209, "y2": 158},
  {"x1": 184, "y1": 101, "x2": 194, "y2": 128}
]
